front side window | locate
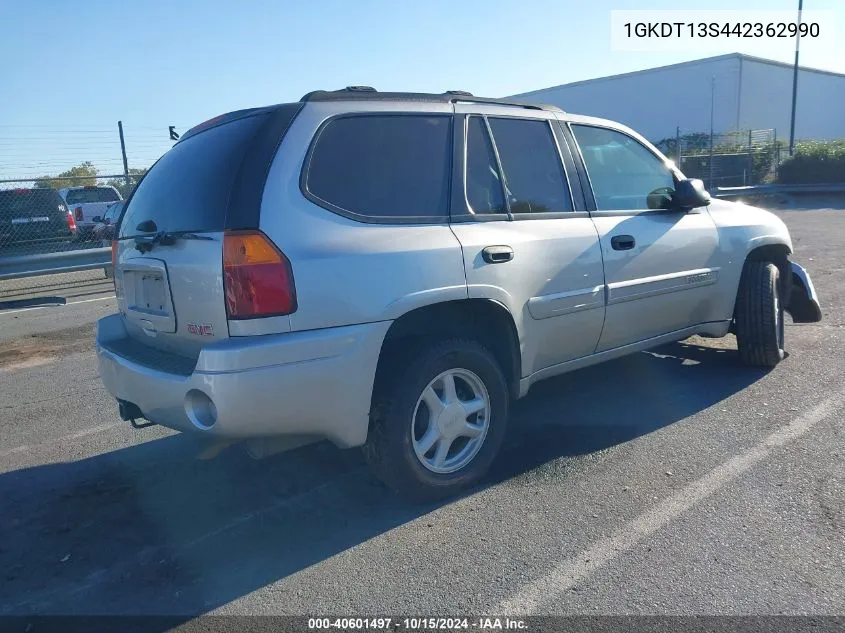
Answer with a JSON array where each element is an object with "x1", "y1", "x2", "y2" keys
[
  {"x1": 572, "y1": 125, "x2": 675, "y2": 211},
  {"x1": 305, "y1": 115, "x2": 451, "y2": 220},
  {"x1": 465, "y1": 117, "x2": 506, "y2": 215},
  {"x1": 487, "y1": 118, "x2": 572, "y2": 214}
]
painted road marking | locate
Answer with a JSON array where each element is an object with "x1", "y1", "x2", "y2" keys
[
  {"x1": 0, "y1": 295, "x2": 114, "y2": 316},
  {"x1": 497, "y1": 396, "x2": 840, "y2": 615},
  {"x1": 0, "y1": 422, "x2": 121, "y2": 459}
]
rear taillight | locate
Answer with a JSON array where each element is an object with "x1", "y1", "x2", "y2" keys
[
  {"x1": 74, "y1": 207, "x2": 83, "y2": 221},
  {"x1": 223, "y1": 231, "x2": 296, "y2": 319},
  {"x1": 66, "y1": 211, "x2": 77, "y2": 232}
]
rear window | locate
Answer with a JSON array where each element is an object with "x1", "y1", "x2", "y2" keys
[
  {"x1": 65, "y1": 187, "x2": 121, "y2": 204},
  {"x1": 0, "y1": 189, "x2": 65, "y2": 218},
  {"x1": 304, "y1": 114, "x2": 452, "y2": 221},
  {"x1": 119, "y1": 114, "x2": 269, "y2": 237}
]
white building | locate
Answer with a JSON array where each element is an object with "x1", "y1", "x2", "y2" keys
[{"x1": 510, "y1": 53, "x2": 845, "y2": 143}]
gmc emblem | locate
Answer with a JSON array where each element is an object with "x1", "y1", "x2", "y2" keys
[{"x1": 186, "y1": 323, "x2": 214, "y2": 336}]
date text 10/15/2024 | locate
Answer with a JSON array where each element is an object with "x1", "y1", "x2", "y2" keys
[{"x1": 307, "y1": 617, "x2": 528, "y2": 630}]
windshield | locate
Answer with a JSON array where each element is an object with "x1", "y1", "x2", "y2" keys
[{"x1": 65, "y1": 187, "x2": 121, "y2": 204}]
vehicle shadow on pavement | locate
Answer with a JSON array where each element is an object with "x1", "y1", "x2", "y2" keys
[{"x1": 0, "y1": 339, "x2": 767, "y2": 618}]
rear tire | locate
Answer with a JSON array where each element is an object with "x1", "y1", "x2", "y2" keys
[
  {"x1": 735, "y1": 260, "x2": 785, "y2": 367},
  {"x1": 363, "y1": 338, "x2": 509, "y2": 501}
]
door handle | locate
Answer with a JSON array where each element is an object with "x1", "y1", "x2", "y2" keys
[
  {"x1": 611, "y1": 235, "x2": 636, "y2": 251},
  {"x1": 482, "y1": 245, "x2": 514, "y2": 264}
]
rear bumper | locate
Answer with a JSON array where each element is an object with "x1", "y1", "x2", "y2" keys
[
  {"x1": 96, "y1": 314, "x2": 391, "y2": 448},
  {"x1": 788, "y1": 262, "x2": 822, "y2": 323}
]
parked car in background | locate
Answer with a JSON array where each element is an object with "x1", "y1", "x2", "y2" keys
[
  {"x1": 92, "y1": 200, "x2": 124, "y2": 244},
  {"x1": 0, "y1": 187, "x2": 76, "y2": 252},
  {"x1": 96, "y1": 89, "x2": 822, "y2": 500},
  {"x1": 58, "y1": 185, "x2": 122, "y2": 239}
]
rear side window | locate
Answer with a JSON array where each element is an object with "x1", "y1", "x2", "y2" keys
[
  {"x1": 120, "y1": 114, "x2": 269, "y2": 237},
  {"x1": 304, "y1": 115, "x2": 452, "y2": 221},
  {"x1": 488, "y1": 118, "x2": 572, "y2": 214},
  {"x1": 65, "y1": 187, "x2": 120, "y2": 204},
  {"x1": 465, "y1": 117, "x2": 506, "y2": 215}
]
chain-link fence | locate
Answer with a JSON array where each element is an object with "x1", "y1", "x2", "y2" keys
[
  {"x1": 656, "y1": 129, "x2": 783, "y2": 189},
  {"x1": 0, "y1": 175, "x2": 143, "y2": 256},
  {"x1": 0, "y1": 122, "x2": 174, "y2": 280},
  {"x1": 0, "y1": 175, "x2": 146, "y2": 279},
  {"x1": 0, "y1": 175, "x2": 145, "y2": 282}
]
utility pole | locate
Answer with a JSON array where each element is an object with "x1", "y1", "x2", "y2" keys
[
  {"x1": 675, "y1": 125, "x2": 681, "y2": 166},
  {"x1": 118, "y1": 120, "x2": 130, "y2": 190},
  {"x1": 708, "y1": 76, "x2": 715, "y2": 189},
  {"x1": 788, "y1": 0, "x2": 804, "y2": 155}
]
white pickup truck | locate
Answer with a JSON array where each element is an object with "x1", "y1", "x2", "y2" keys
[{"x1": 58, "y1": 186, "x2": 123, "y2": 238}]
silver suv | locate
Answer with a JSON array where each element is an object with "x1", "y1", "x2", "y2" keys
[{"x1": 97, "y1": 88, "x2": 822, "y2": 499}]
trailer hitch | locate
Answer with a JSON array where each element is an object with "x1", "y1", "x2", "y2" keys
[{"x1": 118, "y1": 400, "x2": 157, "y2": 429}]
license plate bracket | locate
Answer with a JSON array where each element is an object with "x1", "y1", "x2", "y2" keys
[
  {"x1": 120, "y1": 258, "x2": 177, "y2": 334},
  {"x1": 139, "y1": 273, "x2": 167, "y2": 314}
]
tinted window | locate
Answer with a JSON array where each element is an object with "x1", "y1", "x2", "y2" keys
[
  {"x1": 120, "y1": 114, "x2": 268, "y2": 237},
  {"x1": 104, "y1": 201, "x2": 123, "y2": 222},
  {"x1": 65, "y1": 187, "x2": 120, "y2": 204},
  {"x1": 488, "y1": 118, "x2": 572, "y2": 214},
  {"x1": 0, "y1": 189, "x2": 65, "y2": 218},
  {"x1": 465, "y1": 117, "x2": 506, "y2": 215},
  {"x1": 306, "y1": 115, "x2": 451, "y2": 219},
  {"x1": 572, "y1": 125, "x2": 675, "y2": 211}
]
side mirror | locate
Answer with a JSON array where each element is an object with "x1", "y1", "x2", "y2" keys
[
  {"x1": 672, "y1": 178, "x2": 711, "y2": 210},
  {"x1": 92, "y1": 216, "x2": 103, "y2": 223}
]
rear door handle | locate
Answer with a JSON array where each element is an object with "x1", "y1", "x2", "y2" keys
[
  {"x1": 611, "y1": 235, "x2": 636, "y2": 251},
  {"x1": 482, "y1": 245, "x2": 514, "y2": 264}
]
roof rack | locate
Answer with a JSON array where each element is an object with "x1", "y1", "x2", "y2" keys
[{"x1": 298, "y1": 87, "x2": 563, "y2": 112}]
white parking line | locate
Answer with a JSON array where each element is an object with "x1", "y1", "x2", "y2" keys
[
  {"x1": 0, "y1": 295, "x2": 115, "y2": 316},
  {"x1": 496, "y1": 396, "x2": 840, "y2": 615},
  {"x1": 0, "y1": 422, "x2": 121, "y2": 459}
]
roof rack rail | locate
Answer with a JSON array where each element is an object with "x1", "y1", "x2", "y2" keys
[
  {"x1": 299, "y1": 86, "x2": 377, "y2": 101},
  {"x1": 298, "y1": 88, "x2": 564, "y2": 113}
]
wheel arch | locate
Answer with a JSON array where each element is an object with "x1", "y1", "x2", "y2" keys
[
  {"x1": 372, "y1": 299, "x2": 522, "y2": 405},
  {"x1": 744, "y1": 241, "x2": 791, "y2": 268},
  {"x1": 730, "y1": 241, "x2": 792, "y2": 323},
  {"x1": 744, "y1": 241, "x2": 792, "y2": 293}
]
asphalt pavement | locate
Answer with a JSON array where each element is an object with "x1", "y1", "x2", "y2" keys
[{"x1": 0, "y1": 208, "x2": 842, "y2": 619}]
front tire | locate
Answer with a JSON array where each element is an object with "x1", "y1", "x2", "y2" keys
[
  {"x1": 363, "y1": 339, "x2": 509, "y2": 501},
  {"x1": 735, "y1": 260, "x2": 785, "y2": 367}
]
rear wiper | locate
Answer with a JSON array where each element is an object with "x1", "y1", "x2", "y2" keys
[{"x1": 130, "y1": 231, "x2": 214, "y2": 253}]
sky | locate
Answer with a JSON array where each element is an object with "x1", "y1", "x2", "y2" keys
[{"x1": 1, "y1": 0, "x2": 842, "y2": 181}]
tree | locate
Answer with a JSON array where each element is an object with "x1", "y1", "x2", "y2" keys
[
  {"x1": 34, "y1": 161, "x2": 98, "y2": 189},
  {"x1": 32, "y1": 163, "x2": 149, "y2": 198},
  {"x1": 104, "y1": 167, "x2": 148, "y2": 198},
  {"x1": 653, "y1": 132, "x2": 712, "y2": 158}
]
